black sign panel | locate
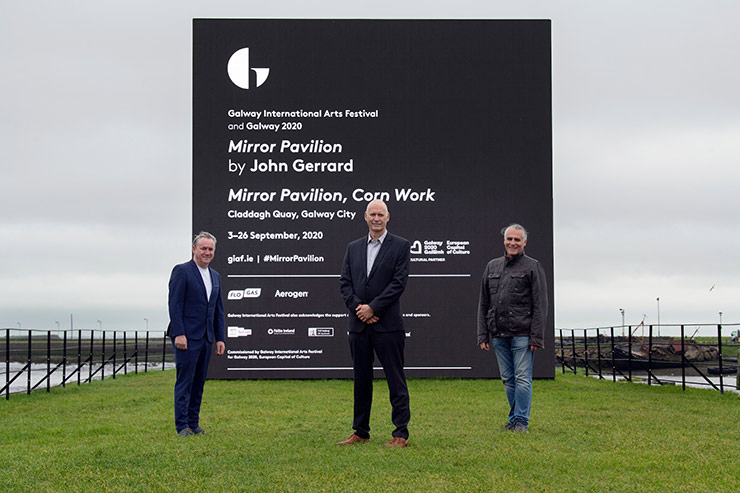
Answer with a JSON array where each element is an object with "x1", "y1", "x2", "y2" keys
[{"x1": 193, "y1": 20, "x2": 554, "y2": 379}]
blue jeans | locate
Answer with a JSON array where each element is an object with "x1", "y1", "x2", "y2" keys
[{"x1": 492, "y1": 336, "x2": 534, "y2": 426}]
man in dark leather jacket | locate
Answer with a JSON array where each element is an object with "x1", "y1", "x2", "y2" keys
[{"x1": 477, "y1": 223, "x2": 548, "y2": 433}]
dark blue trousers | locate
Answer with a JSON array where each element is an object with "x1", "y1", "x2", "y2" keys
[{"x1": 172, "y1": 337, "x2": 212, "y2": 432}]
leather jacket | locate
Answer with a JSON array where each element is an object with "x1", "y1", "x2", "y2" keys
[{"x1": 477, "y1": 253, "x2": 548, "y2": 348}]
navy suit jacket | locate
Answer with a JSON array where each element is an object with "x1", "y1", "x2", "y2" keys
[
  {"x1": 340, "y1": 232, "x2": 410, "y2": 333},
  {"x1": 168, "y1": 259, "x2": 225, "y2": 343}
]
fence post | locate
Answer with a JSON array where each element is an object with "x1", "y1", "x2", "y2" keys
[
  {"x1": 123, "y1": 331, "x2": 128, "y2": 376},
  {"x1": 583, "y1": 329, "x2": 589, "y2": 377},
  {"x1": 5, "y1": 328, "x2": 9, "y2": 400},
  {"x1": 648, "y1": 325, "x2": 653, "y2": 386},
  {"x1": 62, "y1": 330, "x2": 67, "y2": 388},
  {"x1": 112, "y1": 331, "x2": 116, "y2": 379},
  {"x1": 681, "y1": 325, "x2": 686, "y2": 391},
  {"x1": 102, "y1": 331, "x2": 106, "y2": 381},
  {"x1": 46, "y1": 331, "x2": 51, "y2": 393},
  {"x1": 627, "y1": 326, "x2": 633, "y2": 382},
  {"x1": 89, "y1": 331, "x2": 94, "y2": 383},
  {"x1": 736, "y1": 348, "x2": 739, "y2": 390},
  {"x1": 27, "y1": 330, "x2": 32, "y2": 394},
  {"x1": 77, "y1": 330, "x2": 82, "y2": 385},
  {"x1": 145, "y1": 331, "x2": 149, "y2": 373},
  {"x1": 596, "y1": 328, "x2": 603, "y2": 379},
  {"x1": 162, "y1": 332, "x2": 167, "y2": 370},
  {"x1": 717, "y1": 324, "x2": 723, "y2": 395}
]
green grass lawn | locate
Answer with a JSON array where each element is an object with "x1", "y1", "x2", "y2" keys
[{"x1": 1, "y1": 371, "x2": 738, "y2": 492}]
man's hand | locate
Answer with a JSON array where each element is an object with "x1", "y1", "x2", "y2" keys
[
  {"x1": 479, "y1": 342, "x2": 490, "y2": 351},
  {"x1": 174, "y1": 335, "x2": 188, "y2": 351},
  {"x1": 530, "y1": 345, "x2": 540, "y2": 352},
  {"x1": 355, "y1": 304, "x2": 376, "y2": 323},
  {"x1": 216, "y1": 341, "x2": 225, "y2": 356}
]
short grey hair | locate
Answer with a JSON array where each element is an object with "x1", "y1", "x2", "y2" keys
[
  {"x1": 500, "y1": 223, "x2": 528, "y2": 241},
  {"x1": 193, "y1": 231, "x2": 217, "y2": 247}
]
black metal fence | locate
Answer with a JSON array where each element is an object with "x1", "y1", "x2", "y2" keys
[
  {"x1": 1, "y1": 328, "x2": 175, "y2": 399},
  {"x1": 5, "y1": 324, "x2": 738, "y2": 399},
  {"x1": 556, "y1": 323, "x2": 740, "y2": 394}
]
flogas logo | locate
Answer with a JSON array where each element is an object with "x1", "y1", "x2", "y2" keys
[{"x1": 228, "y1": 288, "x2": 262, "y2": 300}]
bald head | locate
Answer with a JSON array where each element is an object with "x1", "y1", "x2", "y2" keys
[
  {"x1": 366, "y1": 199, "x2": 388, "y2": 214},
  {"x1": 365, "y1": 200, "x2": 390, "y2": 240}
]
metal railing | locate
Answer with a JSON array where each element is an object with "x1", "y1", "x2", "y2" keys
[
  {"x1": 555, "y1": 323, "x2": 739, "y2": 394},
  {"x1": 1, "y1": 328, "x2": 175, "y2": 399}
]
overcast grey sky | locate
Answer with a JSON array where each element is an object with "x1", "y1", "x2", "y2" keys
[{"x1": 2, "y1": 1, "x2": 739, "y2": 334}]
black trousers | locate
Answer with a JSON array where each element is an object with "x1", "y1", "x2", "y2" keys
[{"x1": 349, "y1": 326, "x2": 410, "y2": 439}]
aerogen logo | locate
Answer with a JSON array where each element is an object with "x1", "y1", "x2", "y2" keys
[{"x1": 227, "y1": 47, "x2": 270, "y2": 89}]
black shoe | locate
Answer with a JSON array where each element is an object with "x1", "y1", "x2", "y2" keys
[
  {"x1": 191, "y1": 426, "x2": 207, "y2": 435},
  {"x1": 512, "y1": 423, "x2": 529, "y2": 433},
  {"x1": 502, "y1": 422, "x2": 515, "y2": 431},
  {"x1": 177, "y1": 427, "x2": 193, "y2": 437}
]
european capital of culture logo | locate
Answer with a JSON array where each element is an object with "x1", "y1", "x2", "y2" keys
[
  {"x1": 227, "y1": 47, "x2": 270, "y2": 89},
  {"x1": 308, "y1": 327, "x2": 334, "y2": 337}
]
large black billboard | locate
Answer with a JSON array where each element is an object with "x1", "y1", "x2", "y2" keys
[{"x1": 193, "y1": 19, "x2": 554, "y2": 379}]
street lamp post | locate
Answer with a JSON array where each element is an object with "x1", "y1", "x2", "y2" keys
[
  {"x1": 619, "y1": 308, "x2": 625, "y2": 336},
  {"x1": 97, "y1": 320, "x2": 102, "y2": 331},
  {"x1": 656, "y1": 297, "x2": 661, "y2": 337},
  {"x1": 144, "y1": 318, "x2": 148, "y2": 332}
]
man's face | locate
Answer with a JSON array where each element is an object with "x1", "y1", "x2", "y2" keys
[
  {"x1": 364, "y1": 201, "x2": 389, "y2": 237},
  {"x1": 192, "y1": 238, "x2": 216, "y2": 268},
  {"x1": 504, "y1": 228, "x2": 527, "y2": 257}
]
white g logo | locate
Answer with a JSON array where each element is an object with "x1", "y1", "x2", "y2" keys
[{"x1": 227, "y1": 47, "x2": 270, "y2": 89}]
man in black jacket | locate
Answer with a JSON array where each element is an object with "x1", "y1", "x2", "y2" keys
[
  {"x1": 477, "y1": 223, "x2": 548, "y2": 433},
  {"x1": 337, "y1": 200, "x2": 411, "y2": 447}
]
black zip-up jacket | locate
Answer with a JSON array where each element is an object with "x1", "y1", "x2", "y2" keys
[{"x1": 477, "y1": 253, "x2": 548, "y2": 348}]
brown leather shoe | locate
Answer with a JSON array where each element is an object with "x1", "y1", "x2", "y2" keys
[
  {"x1": 384, "y1": 437, "x2": 408, "y2": 448},
  {"x1": 336, "y1": 434, "x2": 369, "y2": 446}
]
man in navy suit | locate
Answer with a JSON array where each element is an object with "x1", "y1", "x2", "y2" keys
[
  {"x1": 168, "y1": 231, "x2": 226, "y2": 437},
  {"x1": 337, "y1": 200, "x2": 411, "y2": 448}
]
